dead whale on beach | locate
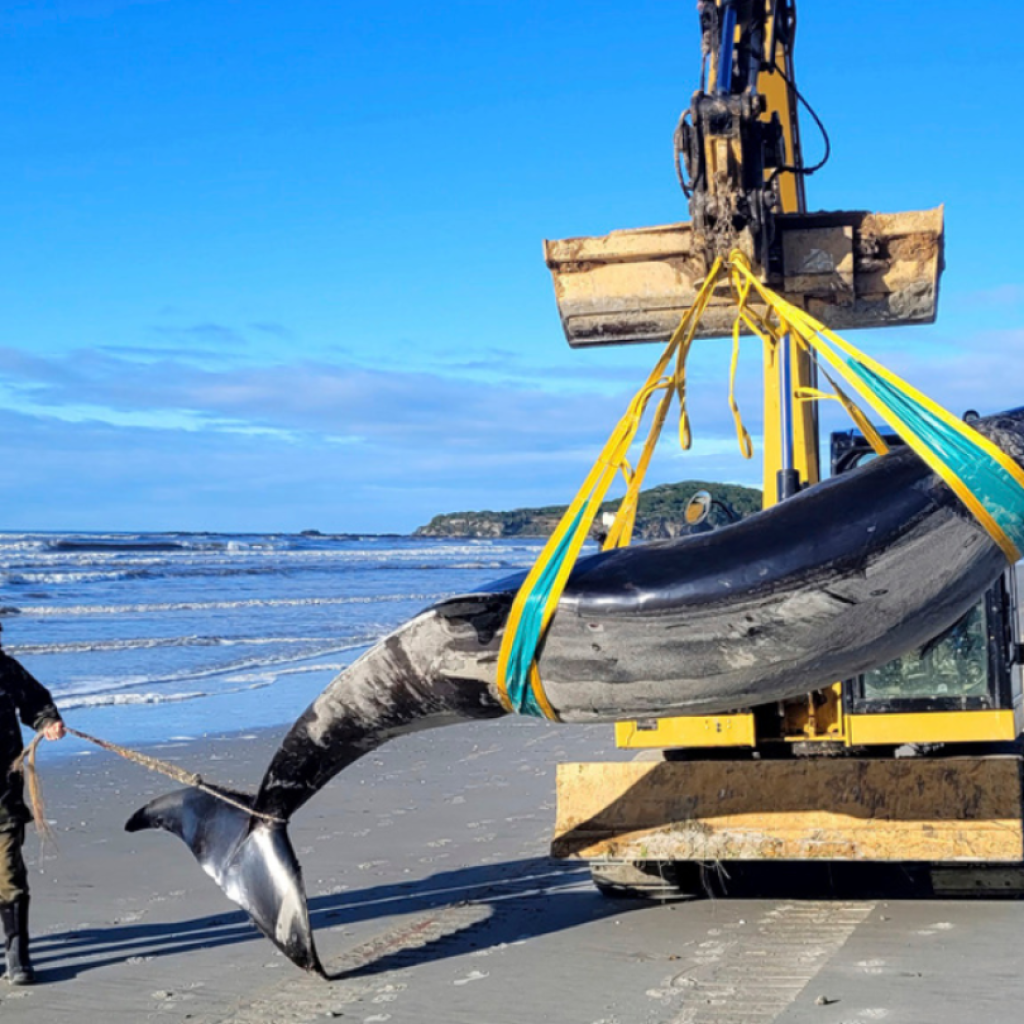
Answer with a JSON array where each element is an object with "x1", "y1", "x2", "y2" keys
[{"x1": 127, "y1": 407, "x2": 1024, "y2": 974}]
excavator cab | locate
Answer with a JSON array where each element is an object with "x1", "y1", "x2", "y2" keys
[{"x1": 833, "y1": 428, "x2": 1022, "y2": 745}]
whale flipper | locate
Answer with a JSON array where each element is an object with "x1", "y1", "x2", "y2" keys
[{"x1": 125, "y1": 788, "x2": 323, "y2": 975}]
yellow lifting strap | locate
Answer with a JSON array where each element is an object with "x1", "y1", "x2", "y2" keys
[
  {"x1": 493, "y1": 258, "x2": 725, "y2": 718},
  {"x1": 495, "y1": 252, "x2": 1024, "y2": 720}
]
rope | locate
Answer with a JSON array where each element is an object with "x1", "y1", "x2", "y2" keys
[
  {"x1": 9, "y1": 726, "x2": 286, "y2": 830},
  {"x1": 11, "y1": 734, "x2": 56, "y2": 848}
]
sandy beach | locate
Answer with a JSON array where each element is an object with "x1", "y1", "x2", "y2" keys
[{"x1": 6, "y1": 717, "x2": 1024, "y2": 1024}]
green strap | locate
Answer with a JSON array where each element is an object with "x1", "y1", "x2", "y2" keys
[
  {"x1": 502, "y1": 506, "x2": 586, "y2": 717},
  {"x1": 847, "y1": 359, "x2": 1024, "y2": 557}
]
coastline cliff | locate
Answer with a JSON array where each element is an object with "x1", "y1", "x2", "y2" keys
[{"x1": 414, "y1": 480, "x2": 762, "y2": 540}]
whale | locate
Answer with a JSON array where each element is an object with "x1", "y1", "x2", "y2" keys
[{"x1": 126, "y1": 407, "x2": 1024, "y2": 974}]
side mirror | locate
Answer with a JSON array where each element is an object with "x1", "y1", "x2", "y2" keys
[{"x1": 685, "y1": 490, "x2": 713, "y2": 527}]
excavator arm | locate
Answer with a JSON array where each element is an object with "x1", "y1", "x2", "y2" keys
[
  {"x1": 677, "y1": 0, "x2": 803, "y2": 270},
  {"x1": 548, "y1": 1, "x2": 1024, "y2": 890},
  {"x1": 543, "y1": 0, "x2": 943, "y2": 346}
]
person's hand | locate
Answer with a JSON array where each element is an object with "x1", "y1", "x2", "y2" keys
[{"x1": 41, "y1": 720, "x2": 66, "y2": 741}]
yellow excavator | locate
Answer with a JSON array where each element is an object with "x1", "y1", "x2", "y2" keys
[{"x1": 546, "y1": 0, "x2": 1024, "y2": 895}]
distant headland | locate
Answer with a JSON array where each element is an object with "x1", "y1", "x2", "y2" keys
[{"x1": 414, "y1": 480, "x2": 763, "y2": 540}]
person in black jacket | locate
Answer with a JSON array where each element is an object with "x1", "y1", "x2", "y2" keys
[{"x1": 0, "y1": 622, "x2": 65, "y2": 985}]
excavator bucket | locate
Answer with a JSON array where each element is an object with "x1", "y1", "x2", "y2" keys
[{"x1": 544, "y1": 207, "x2": 944, "y2": 347}]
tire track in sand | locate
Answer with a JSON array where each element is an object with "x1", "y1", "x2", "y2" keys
[
  {"x1": 650, "y1": 901, "x2": 876, "y2": 1024},
  {"x1": 209, "y1": 902, "x2": 494, "y2": 1023}
]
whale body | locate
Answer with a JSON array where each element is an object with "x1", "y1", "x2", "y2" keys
[{"x1": 127, "y1": 406, "x2": 1024, "y2": 974}]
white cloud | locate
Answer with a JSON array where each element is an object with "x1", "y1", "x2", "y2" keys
[{"x1": 3, "y1": 315, "x2": 1017, "y2": 532}]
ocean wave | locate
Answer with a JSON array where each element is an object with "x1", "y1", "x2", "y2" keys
[
  {"x1": 0, "y1": 554, "x2": 529, "y2": 597},
  {"x1": 33, "y1": 532, "x2": 399, "y2": 556},
  {"x1": 366, "y1": 561, "x2": 516, "y2": 572},
  {"x1": 0, "y1": 541, "x2": 49, "y2": 558},
  {"x1": 11, "y1": 592, "x2": 447, "y2": 617},
  {"x1": 48, "y1": 639, "x2": 371, "y2": 699},
  {"x1": 59, "y1": 679, "x2": 274, "y2": 711},
  {"x1": 4, "y1": 569, "x2": 158, "y2": 586},
  {"x1": 1, "y1": 561, "x2": 521, "y2": 589},
  {"x1": 49, "y1": 539, "x2": 194, "y2": 553},
  {"x1": 32, "y1": 535, "x2": 295, "y2": 557},
  {"x1": 3, "y1": 565, "x2": 292, "y2": 586},
  {"x1": 60, "y1": 689, "x2": 207, "y2": 710},
  {"x1": 10, "y1": 634, "x2": 344, "y2": 656},
  {"x1": 225, "y1": 662, "x2": 348, "y2": 683},
  {"x1": 0, "y1": 536, "x2": 537, "y2": 580},
  {"x1": 0, "y1": 532, "x2": 544, "y2": 744}
]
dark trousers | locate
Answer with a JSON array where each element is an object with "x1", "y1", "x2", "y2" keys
[{"x1": 0, "y1": 827, "x2": 27, "y2": 904}]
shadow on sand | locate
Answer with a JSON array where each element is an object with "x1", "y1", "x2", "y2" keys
[
  {"x1": 28, "y1": 856, "x2": 617, "y2": 982},
  {"x1": 29, "y1": 855, "x2": 1009, "y2": 983}
]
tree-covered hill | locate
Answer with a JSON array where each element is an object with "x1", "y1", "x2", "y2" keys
[{"x1": 414, "y1": 480, "x2": 763, "y2": 539}]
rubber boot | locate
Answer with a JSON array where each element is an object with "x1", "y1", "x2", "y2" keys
[{"x1": 1, "y1": 897, "x2": 35, "y2": 985}]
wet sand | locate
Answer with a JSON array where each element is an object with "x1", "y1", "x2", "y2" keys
[{"x1": 6, "y1": 717, "x2": 1024, "y2": 1023}]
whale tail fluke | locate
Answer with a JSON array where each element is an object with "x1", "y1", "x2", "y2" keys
[{"x1": 125, "y1": 787, "x2": 324, "y2": 976}]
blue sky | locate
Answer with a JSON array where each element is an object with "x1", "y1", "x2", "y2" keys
[{"x1": 2, "y1": 0, "x2": 1023, "y2": 532}]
